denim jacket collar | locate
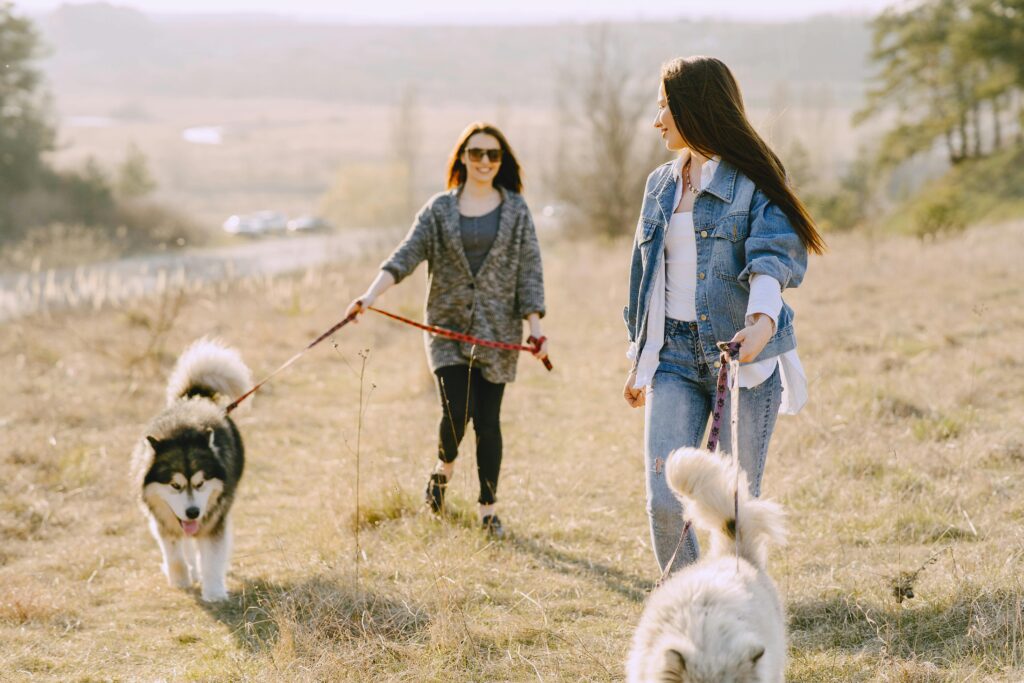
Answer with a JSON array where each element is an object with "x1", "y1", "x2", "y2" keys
[
  {"x1": 703, "y1": 160, "x2": 738, "y2": 203},
  {"x1": 647, "y1": 150, "x2": 739, "y2": 216}
]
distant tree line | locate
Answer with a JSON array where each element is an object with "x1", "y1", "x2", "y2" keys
[
  {"x1": 0, "y1": 3, "x2": 54, "y2": 210},
  {"x1": 858, "y1": 0, "x2": 1024, "y2": 167},
  {"x1": 0, "y1": 3, "x2": 197, "y2": 256}
]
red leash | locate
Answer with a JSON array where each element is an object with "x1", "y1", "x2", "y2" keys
[
  {"x1": 224, "y1": 307, "x2": 552, "y2": 413},
  {"x1": 367, "y1": 306, "x2": 553, "y2": 371}
]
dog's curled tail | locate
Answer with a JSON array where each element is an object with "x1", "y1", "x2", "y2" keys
[
  {"x1": 665, "y1": 447, "x2": 785, "y2": 569},
  {"x1": 165, "y1": 337, "x2": 252, "y2": 408}
]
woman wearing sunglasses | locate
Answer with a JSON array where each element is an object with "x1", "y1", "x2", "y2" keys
[
  {"x1": 346, "y1": 122, "x2": 547, "y2": 538},
  {"x1": 623, "y1": 56, "x2": 826, "y2": 575}
]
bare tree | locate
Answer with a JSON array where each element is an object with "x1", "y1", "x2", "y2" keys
[{"x1": 550, "y1": 26, "x2": 665, "y2": 237}]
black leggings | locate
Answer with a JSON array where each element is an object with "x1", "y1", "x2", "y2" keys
[{"x1": 434, "y1": 364, "x2": 506, "y2": 505}]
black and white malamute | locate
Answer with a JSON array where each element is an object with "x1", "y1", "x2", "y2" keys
[{"x1": 131, "y1": 338, "x2": 251, "y2": 602}]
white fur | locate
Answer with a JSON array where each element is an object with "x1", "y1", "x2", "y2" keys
[
  {"x1": 150, "y1": 517, "x2": 194, "y2": 588},
  {"x1": 197, "y1": 523, "x2": 232, "y2": 602},
  {"x1": 144, "y1": 478, "x2": 223, "y2": 533},
  {"x1": 626, "y1": 448, "x2": 787, "y2": 683},
  {"x1": 165, "y1": 337, "x2": 252, "y2": 408},
  {"x1": 143, "y1": 480, "x2": 229, "y2": 601}
]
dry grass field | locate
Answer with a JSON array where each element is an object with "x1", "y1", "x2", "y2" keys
[{"x1": 2, "y1": 221, "x2": 1024, "y2": 681}]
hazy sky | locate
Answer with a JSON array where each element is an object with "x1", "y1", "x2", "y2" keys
[{"x1": 16, "y1": 0, "x2": 894, "y2": 23}]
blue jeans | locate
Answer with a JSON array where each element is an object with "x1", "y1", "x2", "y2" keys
[{"x1": 644, "y1": 318, "x2": 782, "y2": 575}]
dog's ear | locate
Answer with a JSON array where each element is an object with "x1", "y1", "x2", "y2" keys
[{"x1": 146, "y1": 436, "x2": 162, "y2": 452}]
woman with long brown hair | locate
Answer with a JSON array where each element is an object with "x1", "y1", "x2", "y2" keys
[
  {"x1": 623, "y1": 56, "x2": 825, "y2": 575},
  {"x1": 346, "y1": 122, "x2": 547, "y2": 538}
]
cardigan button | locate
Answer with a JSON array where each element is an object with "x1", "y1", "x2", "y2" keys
[
  {"x1": 698, "y1": 272, "x2": 706, "y2": 280},
  {"x1": 700, "y1": 230, "x2": 708, "y2": 238},
  {"x1": 700, "y1": 314, "x2": 707, "y2": 321},
  {"x1": 714, "y1": 360, "x2": 721, "y2": 369}
]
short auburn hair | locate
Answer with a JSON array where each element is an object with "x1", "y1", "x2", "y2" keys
[{"x1": 445, "y1": 122, "x2": 523, "y2": 193}]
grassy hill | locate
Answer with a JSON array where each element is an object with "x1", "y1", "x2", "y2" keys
[
  {"x1": 883, "y1": 147, "x2": 1024, "y2": 238},
  {"x1": 2, "y1": 222, "x2": 1024, "y2": 680}
]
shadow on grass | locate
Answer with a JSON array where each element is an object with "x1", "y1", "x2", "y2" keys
[
  {"x1": 507, "y1": 534, "x2": 652, "y2": 604},
  {"x1": 788, "y1": 585, "x2": 1024, "y2": 667},
  {"x1": 199, "y1": 574, "x2": 430, "y2": 654}
]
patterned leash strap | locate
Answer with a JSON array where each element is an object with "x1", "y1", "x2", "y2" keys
[
  {"x1": 367, "y1": 306, "x2": 553, "y2": 371},
  {"x1": 706, "y1": 341, "x2": 742, "y2": 452},
  {"x1": 224, "y1": 305, "x2": 553, "y2": 413},
  {"x1": 724, "y1": 342, "x2": 742, "y2": 569},
  {"x1": 658, "y1": 339, "x2": 742, "y2": 583}
]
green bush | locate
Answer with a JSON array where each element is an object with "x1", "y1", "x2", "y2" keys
[
  {"x1": 911, "y1": 185, "x2": 968, "y2": 239},
  {"x1": 884, "y1": 146, "x2": 1024, "y2": 237}
]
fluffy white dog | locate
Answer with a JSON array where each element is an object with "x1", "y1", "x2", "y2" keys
[{"x1": 626, "y1": 447, "x2": 787, "y2": 683}]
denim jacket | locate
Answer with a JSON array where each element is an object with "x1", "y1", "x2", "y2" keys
[{"x1": 624, "y1": 158, "x2": 808, "y2": 368}]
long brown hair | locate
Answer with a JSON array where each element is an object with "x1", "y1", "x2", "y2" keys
[
  {"x1": 662, "y1": 56, "x2": 826, "y2": 255},
  {"x1": 445, "y1": 122, "x2": 523, "y2": 193}
]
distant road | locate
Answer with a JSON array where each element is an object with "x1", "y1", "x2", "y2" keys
[{"x1": 0, "y1": 229, "x2": 396, "y2": 322}]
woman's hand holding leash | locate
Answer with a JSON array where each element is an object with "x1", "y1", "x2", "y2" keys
[
  {"x1": 346, "y1": 271, "x2": 396, "y2": 323},
  {"x1": 526, "y1": 335, "x2": 552, "y2": 371},
  {"x1": 525, "y1": 312, "x2": 552, "y2": 370},
  {"x1": 344, "y1": 295, "x2": 372, "y2": 321},
  {"x1": 528, "y1": 336, "x2": 549, "y2": 360},
  {"x1": 728, "y1": 313, "x2": 774, "y2": 363}
]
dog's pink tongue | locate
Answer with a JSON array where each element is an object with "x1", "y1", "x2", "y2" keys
[{"x1": 181, "y1": 520, "x2": 200, "y2": 536}]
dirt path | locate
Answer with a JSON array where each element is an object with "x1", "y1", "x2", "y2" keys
[{"x1": 0, "y1": 230, "x2": 393, "y2": 322}]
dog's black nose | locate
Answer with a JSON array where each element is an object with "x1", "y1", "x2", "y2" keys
[{"x1": 185, "y1": 506, "x2": 200, "y2": 519}]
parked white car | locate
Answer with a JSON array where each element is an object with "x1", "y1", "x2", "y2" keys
[
  {"x1": 252, "y1": 210, "x2": 288, "y2": 233},
  {"x1": 222, "y1": 211, "x2": 289, "y2": 237},
  {"x1": 222, "y1": 214, "x2": 263, "y2": 236}
]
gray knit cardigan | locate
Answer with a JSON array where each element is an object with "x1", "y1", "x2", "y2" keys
[{"x1": 380, "y1": 187, "x2": 546, "y2": 384}]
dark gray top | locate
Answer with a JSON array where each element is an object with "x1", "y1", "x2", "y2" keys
[
  {"x1": 380, "y1": 188, "x2": 545, "y2": 384},
  {"x1": 459, "y1": 204, "x2": 501, "y2": 275}
]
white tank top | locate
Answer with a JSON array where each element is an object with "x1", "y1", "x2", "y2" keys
[{"x1": 664, "y1": 211, "x2": 697, "y2": 321}]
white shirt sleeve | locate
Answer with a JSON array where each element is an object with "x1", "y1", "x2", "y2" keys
[{"x1": 745, "y1": 274, "x2": 782, "y2": 331}]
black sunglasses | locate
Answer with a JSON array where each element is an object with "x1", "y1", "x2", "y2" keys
[{"x1": 465, "y1": 147, "x2": 503, "y2": 163}]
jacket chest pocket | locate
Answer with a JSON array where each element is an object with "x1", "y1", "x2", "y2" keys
[
  {"x1": 710, "y1": 214, "x2": 749, "y2": 282},
  {"x1": 711, "y1": 214, "x2": 750, "y2": 242}
]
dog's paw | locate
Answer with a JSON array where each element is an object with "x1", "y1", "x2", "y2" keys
[
  {"x1": 200, "y1": 584, "x2": 229, "y2": 602},
  {"x1": 164, "y1": 561, "x2": 194, "y2": 589}
]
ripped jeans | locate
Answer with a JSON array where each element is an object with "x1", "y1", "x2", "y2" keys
[{"x1": 644, "y1": 318, "x2": 781, "y2": 576}]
